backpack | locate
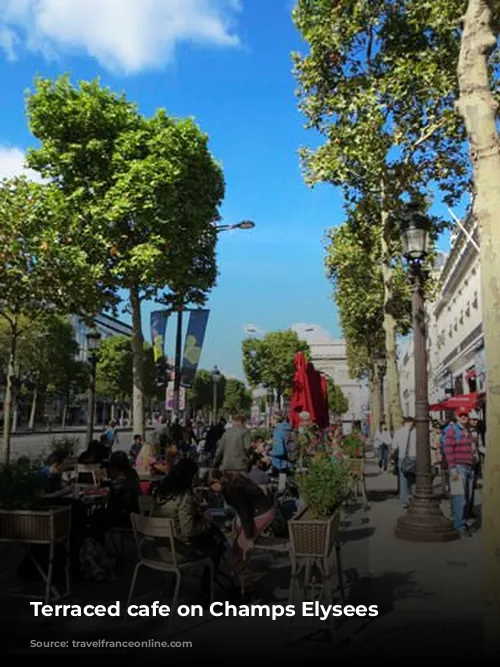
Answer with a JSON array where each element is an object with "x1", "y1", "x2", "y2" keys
[{"x1": 440, "y1": 423, "x2": 461, "y2": 453}]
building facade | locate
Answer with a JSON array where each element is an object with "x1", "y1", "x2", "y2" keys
[
  {"x1": 72, "y1": 312, "x2": 133, "y2": 361},
  {"x1": 429, "y1": 215, "x2": 483, "y2": 404},
  {"x1": 398, "y1": 214, "x2": 484, "y2": 412}
]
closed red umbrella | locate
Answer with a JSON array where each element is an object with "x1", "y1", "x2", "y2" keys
[
  {"x1": 320, "y1": 374, "x2": 330, "y2": 429},
  {"x1": 306, "y1": 364, "x2": 328, "y2": 429},
  {"x1": 289, "y1": 352, "x2": 315, "y2": 428}
]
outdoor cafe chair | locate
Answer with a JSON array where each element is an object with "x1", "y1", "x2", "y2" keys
[
  {"x1": 126, "y1": 514, "x2": 214, "y2": 636},
  {"x1": 108, "y1": 495, "x2": 154, "y2": 561}
]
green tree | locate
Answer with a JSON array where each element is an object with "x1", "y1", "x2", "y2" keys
[
  {"x1": 0, "y1": 178, "x2": 109, "y2": 460},
  {"x1": 293, "y1": 0, "x2": 468, "y2": 429},
  {"x1": 223, "y1": 378, "x2": 253, "y2": 416},
  {"x1": 26, "y1": 76, "x2": 224, "y2": 439},
  {"x1": 326, "y1": 377, "x2": 349, "y2": 416},
  {"x1": 242, "y1": 330, "x2": 310, "y2": 401},
  {"x1": 187, "y1": 369, "x2": 227, "y2": 415},
  {"x1": 95, "y1": 335, "x2": 133, "y2": 410}
]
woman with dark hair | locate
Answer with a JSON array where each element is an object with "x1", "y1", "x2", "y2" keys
[
  {"x1": 153, "y1": 459, "x2": 226, "y2": 602},
  {"x1": 78, "y1": 439, "x2": 108, "y2": 465},
  {"x1": 105, "y1": 451, "x2": 140, "y2": 528}
]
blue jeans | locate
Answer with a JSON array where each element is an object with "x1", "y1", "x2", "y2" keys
[
  {"x1": 378, "y1": 444, "x2": 389, "y2": 470},
  {"x1": 451, "y1": 464, "x2": 474, "y2": 531},
  {"x1": 399, "y1": 466, "x2": 415, "y2": 506}
]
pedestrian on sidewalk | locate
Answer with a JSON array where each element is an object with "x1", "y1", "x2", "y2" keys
[
  {"x1": 393, "y1": 416, "x2": 416, "y2": 509},
  {"x1": 443, "y1": 408, "x2": 475, "y2": 537},
  {"x1": 373, "y1": 420, "x2": 392, "y2": 472}
]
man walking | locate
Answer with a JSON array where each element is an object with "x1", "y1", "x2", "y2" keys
[
  {"x1": 393, "y1": 416, "x2": 416, "y2": 509},
  {"x1": 373, "y1": 420, "x2": 392, "y2": 472},
  {"x1": 444, "y1": 408, "x2": 475, "y2": 537},
  {"x1": 214, "y1": 415, "x2": 251, "y2": 473}
]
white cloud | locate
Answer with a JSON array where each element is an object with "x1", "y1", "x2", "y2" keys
[
  {"x1": 0, "y1": 0, "x2": 242, "y2": 74},
  {"x1": 0, "y1": 146, "x2": 44, "y2": 182}
]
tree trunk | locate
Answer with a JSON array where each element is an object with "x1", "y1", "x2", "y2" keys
[
  {"x1": 370, "y1": 369, "x2": 381, "y2": 440},
  {"x1": 2, "y1": 324, "x2": 18, "y2": 462},
  {"x1": 28, "y1": 385, "x2": 38, "y2": 431},
  {"x1": 62, "y1": 401, "x2": 67, "y2": 429},
  {"x1": 12, "y1": 403, "x2": 18, "y2": 433},
  {"x1": 130, "y1": 285, "x2": 145, "y2": 439},
  {"x1": 456, "y1": 0, "x2": 500, "y2": 654},
  {"x1": 381, "y1": 209, "x2": 404, "y2": 431}
]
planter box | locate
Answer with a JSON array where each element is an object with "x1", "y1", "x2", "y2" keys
[
  {"x1": 289, "y1": 507, "x2": 340, "y2": 558},
  {"x1": 0, "y1": 506, "x2": 71, "y2": 543},
  {"x1": 346, "y1": 458, "x2": 364, "y2": 477}
]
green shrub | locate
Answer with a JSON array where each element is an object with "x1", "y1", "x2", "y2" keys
[
  {"x1": 341, "y1": 433, "x2": 364, "y2": 458},
  {"x1": 49, "y1": 437, "x2": 79, "y2": 461},
  {"x1": 249, "y1": 427, "x2": 272, "y2": 443},
  {"x1": 0, "y1": 460, "x2": 44, "y2": 510},
  {"x1": 298, "y1": 456, "x2": 350, "y2": 518}
]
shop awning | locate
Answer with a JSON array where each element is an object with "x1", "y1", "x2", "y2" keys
[{"x1": 429, "y1": 391, "x2": 482, "y2": 412}]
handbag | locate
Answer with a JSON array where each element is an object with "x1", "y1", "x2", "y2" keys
[{"x1": 400, "y1": 427, "x2": 416, "y2": 477}]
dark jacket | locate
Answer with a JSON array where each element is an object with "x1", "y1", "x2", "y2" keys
[
  {"x1": 204, "y1": 423, "x2": 225, "y2": 454},
  {"x1": 106, "y1": 470, "x2": 140, "y2": 527},
  {"x1": 223, "y1": 475, "x2": 272, "y2": 538}
]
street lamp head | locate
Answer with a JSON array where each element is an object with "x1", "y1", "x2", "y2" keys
[
  {"x1": 234, "y1": 220, "x2": 255, "y2": 230},
  {"x1": 86, "y1": 329, "x2": 102, "y2": 352},
  {"x1": 400, "y1": 202, "x2": 431, "y2": 263},
  {"x1": 211, "y1": 365, "x2": 222, "y2": 383}
]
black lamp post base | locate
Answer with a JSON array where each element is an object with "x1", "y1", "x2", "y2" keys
[{"x1": 395, "y1": 494, "x2": 459, "y2": 542}]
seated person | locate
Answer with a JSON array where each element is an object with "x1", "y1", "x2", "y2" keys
[
  {"x1": 246, "y1": 453, "x2": 270, "y2": 486},
  {"x1": 134, "y1": 442, "x2": 170, "y2": 494},
  {"x1": 78, "y1": 439, "x2": 109, "y2": 465},
  {"x1": 209, "y1": 470, "x2": 274, "y2": 592},
  {"x1": 105, "y1": 451, "x2": 141, "y2": 528},
  {"x1": 152, "y1": 459, "x2": 226, "y2": 600},
  {"x1": 39, "y1": 453, "x2": 73, "y2": 500},
  {"x1": 129, "y1": 434, "x2": 143, "y2": 463}
]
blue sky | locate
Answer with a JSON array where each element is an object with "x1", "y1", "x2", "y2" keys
[{"x1": 0, "y1": 0, "x2": 457, "y2": 380}]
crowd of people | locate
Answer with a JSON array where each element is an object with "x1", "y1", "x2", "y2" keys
[{"x1": 373, "y1": 408, "x2": 485, "y2": 537}]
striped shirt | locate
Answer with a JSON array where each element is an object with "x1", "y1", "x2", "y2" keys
[{"x1": 444, "y1": 423, "x2": 474, "y2": 469}]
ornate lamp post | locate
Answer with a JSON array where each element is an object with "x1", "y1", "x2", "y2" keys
[
  {"x1": 395, "y1": 203, "x2": 457, "y2": 542},
  {"x1": 211, "y1": 365, "x2": 222, "y2": 423},
  {"x1": 85, "y1": 328, "x2": 102, "y2": 446}
]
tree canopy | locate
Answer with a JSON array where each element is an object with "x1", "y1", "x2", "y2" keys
[
  {"x1": 223, "y1": 378, "x2": 253, "y2": 415},
  {"x1": 26, "y1": 76, "x2": 225, "y2": 436},
  {"x1": 242, "y1": 330, "x2": 310, "y2": 398}
]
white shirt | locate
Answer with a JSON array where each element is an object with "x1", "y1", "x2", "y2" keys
[
  {"x1": 374, "y1": 429, "x2": 393, "y2": 447},
  {"x1": 394, "y1": 425, "x2": 416, "y2": 458}
]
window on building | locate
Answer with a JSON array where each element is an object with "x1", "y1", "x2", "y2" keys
[{"x1": 454, "y1": 375, "x2": 464, "y2": 396}]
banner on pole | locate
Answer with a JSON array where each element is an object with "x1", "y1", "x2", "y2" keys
[
  {"x1": 150, "y1": 311, "x2": 169, "y2": 362},
  {"x1": 180, "y1": 309, "x2": 210, "y2": 388},
  {"x1": 166, "y1": 375, "x2": 186, "y2": 411}
]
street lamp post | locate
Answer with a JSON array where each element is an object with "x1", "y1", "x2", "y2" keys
[
  {"x1": 171, "y1": 220, "x2": 256, "y2": 420},
  {"x1": 85, "y1": 328, "x2": 101, "y2": 446},
  {"x1": 211, "y1": 365, "x2": 222, "y2": 422},
  {"x1": 395, "y1": 203, "x2": 457, "y2": 542}
]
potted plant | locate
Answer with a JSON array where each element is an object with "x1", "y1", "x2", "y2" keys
[
  {"x1": 0, "y1": 460, "x2": 71, "y2": 542},
  {"x1": 341, "y1": 433, "x2": 365, "y2": 459},
  {"x1": 289, "y1": 456, "x2": 350, "y2": 557}
]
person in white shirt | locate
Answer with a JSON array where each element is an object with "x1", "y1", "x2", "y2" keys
[
  {"x1": 393, "y1": 416, "x2": 416, "y2": 508},
  {"x1": 373, "y1": 421, "x2": 393, "y2": 472}
]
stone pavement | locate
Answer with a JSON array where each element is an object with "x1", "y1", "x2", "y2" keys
[{"x1": 0, "y1": 457, "x2": 483, "y2": 657}]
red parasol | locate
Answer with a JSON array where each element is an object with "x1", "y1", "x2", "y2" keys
[
  {"x1": 289, "y1": 352, "x2": 315, "y2": 428},
  {"x1": 320, "y1": 373, "x2": 330, "y2": 429}
]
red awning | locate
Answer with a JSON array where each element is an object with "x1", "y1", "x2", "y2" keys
[{"x1": 430, "y1": 392, "x2": 481, "y2": 412}]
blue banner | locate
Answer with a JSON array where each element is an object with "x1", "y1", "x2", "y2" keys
[
  {"x1": 150, "y1": 310, "x2": 169, "y2": 362},
  {"x1": 180, "y1": 309, "x2": 210, "y2": 388}
]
